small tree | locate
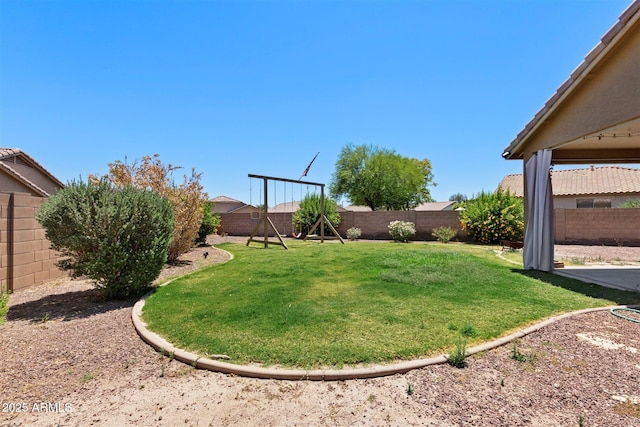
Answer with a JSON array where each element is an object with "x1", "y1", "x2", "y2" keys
[
  {"x1": 195, "y1": 202, "x2": 221, "y2": 246},
  {"x1": 36, "y1": 180, "x2": 174, "y2": 299},
  {"x1": 91, "y1": 154, "x2": 207, "y2": 263},
  {"x1": 458, "y1": 189, "x2": 523, "y2": 244},
  {"x1": 292, "y1": 193, "x2": 341, "y2": 236}
]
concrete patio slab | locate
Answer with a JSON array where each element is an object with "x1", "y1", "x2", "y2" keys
[{"x1": 554, "y1": 265, "x2": 640, "y2": 293}]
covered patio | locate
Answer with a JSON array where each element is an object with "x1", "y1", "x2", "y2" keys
[{"x1": 502, "y1": 0, "x2": 640, "y2": 272}]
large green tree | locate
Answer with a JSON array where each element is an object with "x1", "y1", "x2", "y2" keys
[{"x1": 329, "y1": 144, "x2": 435, "y2": 210}]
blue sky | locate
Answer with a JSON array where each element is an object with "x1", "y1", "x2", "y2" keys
[{"x1": 0, "y1": 0, "x2": 633, "y2": 206}]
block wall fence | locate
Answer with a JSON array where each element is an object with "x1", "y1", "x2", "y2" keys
[
  {"x1": 0, "y1": 192, "x2": 67, "y2": 292},
  {"x1": 554, "y1": 208, "x2": 640, "y2": 246},
  {"x1": 218, "y1": 208, "x2": 640, "y2": 246}
]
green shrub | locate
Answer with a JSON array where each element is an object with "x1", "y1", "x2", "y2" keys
[
  {"x1": 432, "y1": 226, "x2": 457, "y2": 243},
  {"x1": 388, "y1": 220, "x2": 415, "y2": 242},
  {"x1": 346, "y1": 227, "x2": 362, "y2": 241},
  {"x1": 458, "y1": 189, "x2": 523, "y2": 244},
  {"x1": 0, "y1": 291, "x2": 9, "y2": 326},
  {"x1": 195, "y1": 202, "x2": 221, "y2": 245},
  {"x1": 36, "y1": 180, "x2": 175, "y2": 299},
  {"x1": 618, "y1": 199, "x2": 640, "y2": 208},
  {"x1": 292, "y1": 193, "x2": 341, "y2": 236}
]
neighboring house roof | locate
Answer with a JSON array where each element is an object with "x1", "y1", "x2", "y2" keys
[
  {"x1": 414, "y1": 201, "x2": 455, "y2": 211},
  {"x1": 0, "y1": 148, "x2": 64, "y2": 197},
  {"x1": 502, "y1": 0, "x2": 640, "y2": 162},
  {"x1": 210, "y1": 195, "x2": 245, "y2": 204},
  {"x1": 345, "y1": 205, "x2": 372, "y2": 212},
  {"x1": 498, "y1": 166, "x2": 640, "y2": 197},
  {"x1": 209, "y1": 195, "x2": 253, "y2": 213},
  {"x1": 270, "y1": 201, "x2": 349, "y2": 213},
  {"x1": 269, "y1": 201, "x2": 302, "y2": 213}
]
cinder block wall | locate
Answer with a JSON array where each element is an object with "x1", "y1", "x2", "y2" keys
[
  {"x1": 220, "y1": 208, "x2": 639, "y2": 246},
  {"x1": 554, "y1": 208, "x2": 640, "y2": 246},
  {"x1": 219, "y1": 210, "x2": 468, "y2": 241},
  {"x1": 0, "y1": 192, "x2": 67, "y2": 292}
]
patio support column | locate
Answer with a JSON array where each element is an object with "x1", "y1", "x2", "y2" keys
[{"x1": 523, "y1": 149, "x2": 554, "y2": 271}]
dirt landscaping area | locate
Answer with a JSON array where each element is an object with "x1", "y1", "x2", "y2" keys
[{"x1": 1, "y1": 238, "x2": 640, "y2": 426}]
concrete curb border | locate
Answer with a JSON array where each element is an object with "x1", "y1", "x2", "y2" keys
[{"x1": 132, "y1": 248, "x2": 637, "y2": 380}]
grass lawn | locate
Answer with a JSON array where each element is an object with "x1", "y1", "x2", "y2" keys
[{"x1": 142, "y1": 241, "x2": 640, "y2": 369}]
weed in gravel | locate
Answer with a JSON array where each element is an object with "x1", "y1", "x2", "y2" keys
[
  {"x1": 511, "y1": 342, "x2": 538, "y2": 368},
  {"x1": 500, "y1": 378, "x2": 505, "y2": 387},
  {"x1": 578, "y1": 414, "x2": 584, "y2": 426},
  {"x1": 406, "y1": 383, "x2": 413, "y2": 396},
  {"x1": 159, "y1": 365, "x2": 165, "y2": 378},
  {"x1": 169, "y1": 351, "x2": 175, "y2": 362},
  {"x1": 511, "y1": 342, "x2": 527, "y2": 362},
  {"x1": 447, "y1": 339, "x2": 467, "y2": 368},
  {"x1": 367, "y1": 394, "x2": 377, "y2": 403},
  {"x1": 40, "y1": 312, "x2": 50, "y2": 323},
  {"x1": 81, "y1": 373, "x2": 95, "y2": 383}
]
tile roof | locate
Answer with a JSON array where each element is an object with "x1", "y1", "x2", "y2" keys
[
  {"x1": 498, "y1": 166, "x2": 640, "y2": 197},
  {"x1": 0, "y1": 147, "x2": 64, "y2": 196},
  {"x1": 210, "y1": 195, "x2": 245, "y2": 204},
  {"x1": 414, "y1": 201, "x2": 455, "y2": 211}
]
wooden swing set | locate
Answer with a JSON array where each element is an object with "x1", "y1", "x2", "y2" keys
[{"x1": 246, "y1": 173, "x2": 344, "y2": 249}]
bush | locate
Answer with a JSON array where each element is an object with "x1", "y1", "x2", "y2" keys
[
  {"x1": 292, "y1": 193, "x2": 341, "y2": 236},
  {"x1": 195, "y1": 202, "x2": 221, "y2": 245},
  {"x1": 619, "y1": 199, "x2": 640, "y2": 208},
  {"x1": 0, "y1": 291, "x2": 9, "y2": 326},
  {"x1": 346, "y1": 227, "x2": 362, "y2": 241},
  {"x1": 458, "y1": 189, "x2": 523, "y2": 244},
  {"x1": 36, "y1": 180, "x2": 175, "y2": 299},
  {"x1": 90, "y1": 154, "x2": 207, "y2": 263},
  {"x1": 388, "y1": 220, "x2": 415, "y2": 242},
  {"x1": 432, "y1": 226, "x2": 457, "y2": 243}
]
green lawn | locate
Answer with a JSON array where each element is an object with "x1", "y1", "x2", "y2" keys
[{"x1": 142, "y1": 241, "x2": 640, "y2": 369}]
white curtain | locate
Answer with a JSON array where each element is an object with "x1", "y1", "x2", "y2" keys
[{"x1": 523, "y1": 149, "x2": 554, "y2": 271}]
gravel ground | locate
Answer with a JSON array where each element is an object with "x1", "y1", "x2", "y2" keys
[{"x1": 1, "y1": 238, "x2": 639, "y2": 426}]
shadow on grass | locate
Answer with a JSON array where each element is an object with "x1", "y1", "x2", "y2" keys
[
  {"x1": 7, "y1": 288, "x2": 138, "y2": 323},
  {"x1": 513, "y1": 268, "x2": 640, "y2": 306}
]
